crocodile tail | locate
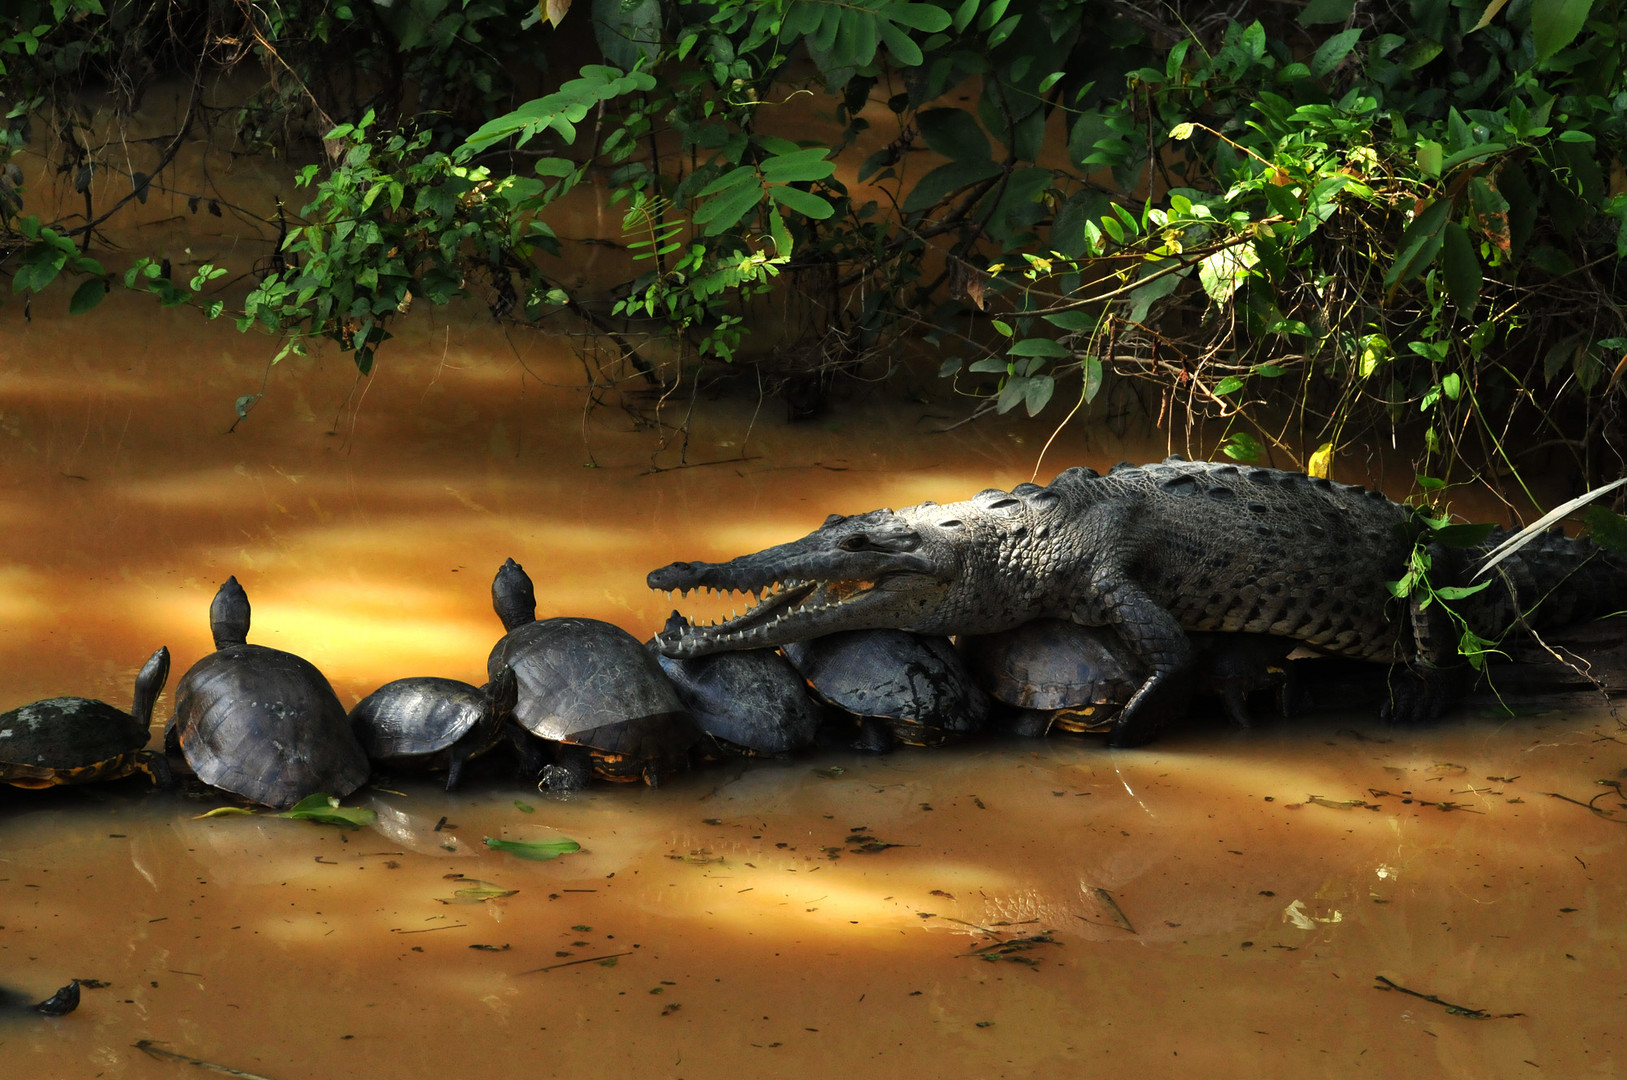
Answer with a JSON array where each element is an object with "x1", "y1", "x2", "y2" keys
[{"x1": 1464, "y1": 529, "x2": 1627, "y2": 637}]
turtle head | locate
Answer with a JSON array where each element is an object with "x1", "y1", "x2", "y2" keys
[
  {"x1": 131, "y1": 645, "x2": 171, "y2": 725},
  {"x1": 492, "y1": 558, "x2": 537, "y2": 632},
  {"x1": 210, "y1": 577, "x2": 251, "y2": 649}
]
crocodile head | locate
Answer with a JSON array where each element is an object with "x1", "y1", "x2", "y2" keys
[{"x1": 648, "y1": 507, "x2": 970, "y2": 657}]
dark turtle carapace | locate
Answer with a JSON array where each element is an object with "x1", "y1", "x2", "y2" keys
[
  {"x1": 782, "y1": 629, "x2": 989, "y2": 749},
  {"x1": 962, "y1": 620, "x2": 1299, "y2": 736},
  {"x1": 0, "y1": 646, "x2": 171, "y2": 788},
  {"x1": 652, "y1": 612, "x2": 823, "y2": 757},
  {"x1": 168, "y1": 577, "x2": 370, "y2": 809},
  {"x1": 350, "y1": 667, "x2": 517, "y2": 791},
  {"x1": 489, "y1": 558, "x2": 698, "y2": 787}
]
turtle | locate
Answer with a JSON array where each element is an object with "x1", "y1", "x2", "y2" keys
[
  {"x1": 0, "y1": 646, "x2": 172, "y2": 788},
  {"x1": 167, "y1": 577, "x2": 370, "y2": 809},
  {"x1": 961, "y1": 620, "x2": 1299, "y2": 736},
  {"x1": 959, "y1": 620, "x2": 1141, "y2": 737},
  {"x1": 488, "y1": 558, "x2": 699, "y2": 788},
  {"x1": 781, "y1": 629, "x2": 989, "y2": 749},
  {"x1": 350, "y1": 666, "x2": 518, "y2": 791},
  {"x1": 650, "y1": 612, "x2": 823, "y2": 757}
]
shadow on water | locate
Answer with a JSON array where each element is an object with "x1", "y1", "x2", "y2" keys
[{"x1": 2, "y1": 290, "x2": 1626, "y2": 1078}]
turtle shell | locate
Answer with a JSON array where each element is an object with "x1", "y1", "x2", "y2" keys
[
  {"x1": 489, "y1": 616, "x2": 697, "y2": 782},
  {"x1": 960, "y1": 620, "x2": 1141, "y2": 734},
  {"x1": 782, "y1": 630, "x2": 988, "y2": 746},
  {"x1": 0, "y1": 647, "x2": 170, "y2": 788},
  {"x1": 350, "y1": 671, "x2": 512, "y2": 787},
  {"x1": 963, "y1": 622, "x2": 1298, "y2": 734},
  {"x1": 172, "y1": 643, "x2": 369, "y2": 809},
  {"x1": 651, "y1": 614, "x2": 823, "y2": 757}
]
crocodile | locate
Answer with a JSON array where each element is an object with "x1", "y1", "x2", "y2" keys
[{"x1": 647, "y1": 457, "x2": 1627, "y2": 747}]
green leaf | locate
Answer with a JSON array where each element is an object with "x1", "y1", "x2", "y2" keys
[
  {"x1": 68, "y1": 277, "x2": 106, "y2": 315},
  {"x1": 696, "y1": 167, "x2": 760, "y2": 198},
  {"x1": 900, "y1": 158, "x2": 1002, "y2": 212},
  {"x1": 1042, "y1": 309, "x2": 1096, "y2": 332},
  {"x1": 1384, "y1": 199, "x2": 1452, "y2": 289},
  {"x1": 1198, "y1": 243, "x2": 1259, "y2": 303},
  {"x1": 1082, "y1": 354, "x2": 1103, "y2": 403},
  {"x1": 275, "y1": 794, "x2": 378, "y2": 828},
  {"x1": 1007, "y1": 337, "x2": 1069, "y2": 358},
  {"x1": 1431, "y1": 522, "x2": 1496, "y2": 548},
  {"x1": 1215, "y1": 375, "x2": 1246, "y2": 395},
  {"x1": 1022, "y1": 373, "x2": 1054, "y2": 415},
  {"x1": 484, "y1": 836, "x2": 583, "y2": 861},
  {"x1": 886, "y1": 3, "x2": 953, "y2": 31},
  {"x1": 1220, "y1": 431, "x2": 1263, "y2": 462},
  {"x1": 760, "y1": 148, "x2": 835, "y2": 184},
  {"x1": 916, "y1": 108, "x2": 992, "y2": 163},
  {"x1": 1435, "y1": 582, "x2": 1492, "y2": 600},
  {"x1": 769, "y1": 184, "x2": 834, "y2": 219},
  {"x1": 1583, "y1": 505, "x2": 1627, "y2": 554},
  {"x1": 1531, "y1": 0, "x2": 1594, "y2": 60},
  {"x1": 1441, "y1": 223, "x2": 1482, "y2": 313},
  {"x1": 877, "y1": 17, "x2": 923, "y2": 66},
  {"x1": 1311, "y1": 28, "x2": 1362, "y2": 77},
  {"x1": 1416, "y1": 140, "x2": 1443, "y2": 178},
  {"x1": 694, "y1": 181, "x2": 765, "y2": 234}
]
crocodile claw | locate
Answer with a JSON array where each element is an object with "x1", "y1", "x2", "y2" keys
[{"x1": 1107, "y1": 670, "x2": 1194, "y2": 748}]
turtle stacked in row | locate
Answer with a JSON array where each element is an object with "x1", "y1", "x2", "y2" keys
[{"x1": 2, "y1": 559, "x2": 1303, "y2": 807}]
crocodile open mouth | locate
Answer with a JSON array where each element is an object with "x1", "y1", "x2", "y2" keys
[{"x1": 654, "y1": 577, "x2": 883, "y2": 657}]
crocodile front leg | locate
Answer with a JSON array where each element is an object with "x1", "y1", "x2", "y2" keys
[{"x1": 1077, "y1": 572, "x2": 1196, "y2": 747}]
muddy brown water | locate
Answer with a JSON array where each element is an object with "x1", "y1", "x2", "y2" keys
[{"x1": 2, "y1": 292, "x2": 1625, "y2": 1080}]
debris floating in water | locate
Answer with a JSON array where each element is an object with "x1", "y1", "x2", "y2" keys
[
  {"x1": 35, "y1": 979, "x2": 79, "y2": 1016},
  {"x1": 134, "y1": 1040, "x2": 280, "y2": 1079}
]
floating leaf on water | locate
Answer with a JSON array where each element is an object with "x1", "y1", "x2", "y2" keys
[
  {"x1": 513, "y1": 800, "x2": 536, "y2": 813},
  {"x1": 1305, "y1": 794, "x2": 1379, "y2": 810},
  {"x1": 483, "y1": 836, "x2": 582, "y2": 860},
  {"x1": 1283, "y1": 899, "x2": 1343, "y2": 928},
  {"x1": 469, "y1": 944, "x2": 511, "y2": 952},
  {"x1": 276, "y1": 794, "x2": 378, "y2": 828},
  {"x1": 193, "y1": 806, "x2": 258, "y2": 819},
  {"x1": 437, "y1": 877, "x2": 519, "y2": 905}
]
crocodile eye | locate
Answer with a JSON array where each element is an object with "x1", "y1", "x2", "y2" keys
[{"x1": 838, "y1": 535, "x2": 871, "y2": 551}]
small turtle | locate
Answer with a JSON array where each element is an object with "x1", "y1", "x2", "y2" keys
[
  {"x1": 962, "y1": 620, "x2": 1297, "y2": 736},
  {"x1": 960, "y1": 620, "x2": 1140, "y2": 737},
  {"x1": 168, "y1": 577, "x2": 370, "y2": 809},
  {"x1": 782, "y1": 630, "x2": 989, "y2": 748},
  {"x1": 350, "y1": 667, "x2": 518, "y2": 791},
  {"x1": 0, "y1": 647, "x2": 171, "y2": 788},
  {"x1": 651, "y1": 612, "x2": 823, "y2": 757},
  {"x1": 488, "y1": 559, "x2": 698, "y2": 787}
]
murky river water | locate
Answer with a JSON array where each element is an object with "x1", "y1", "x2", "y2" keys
[{"x1": 2, "y1": 285, "x2": 1625, "y2": 1080}]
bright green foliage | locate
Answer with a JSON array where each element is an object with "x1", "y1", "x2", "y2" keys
[{"x1": 1, "y1": 0, "x2": 1623, "y2": 491}]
